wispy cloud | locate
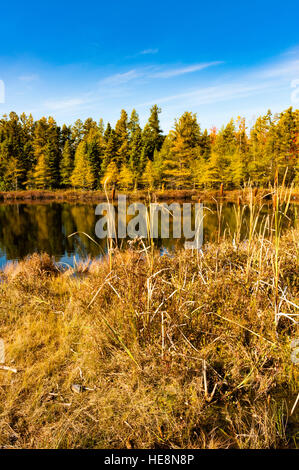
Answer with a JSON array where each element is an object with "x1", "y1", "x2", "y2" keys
[
  {"x1": 99, "y1": 61, "x2": 222, "y2": 87},
  {"x1": 139, "y1": 48, "x2": 159, "y2": 55},
  {"x1": 137, "y1": 52, "x2": 299, "y2": 125},
  {"x1": 99, "y1": 69, "x2": 141, "y2": 86},
  {"x1": 125, "y1": 48, "x2": 159, "y2": 59},
  {"x1": 44, "y1": 97, "x2": 88, "y2": 111},
  {"x1": 18, "y1": 74, "x2": 39, "y2": 82},
  {"x1": 139, "y1": 82, "x2": 272, "y2": 108},
  {"x1": 151, "y1": 62, "x2": 223, "y2": 78},
  {"x1": 256, "y1": 59, "x2": 299, "y2": 79}
]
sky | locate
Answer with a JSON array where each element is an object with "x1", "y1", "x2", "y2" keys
[{"x1": 0, "y1": 0, "x2": 299, "y2": 132}]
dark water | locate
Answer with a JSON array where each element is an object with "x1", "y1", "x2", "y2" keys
[{"x1": 0, "y1": 201, "x2": 298, "y2": 268}]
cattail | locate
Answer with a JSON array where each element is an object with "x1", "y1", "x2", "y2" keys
[
  {"x1": 253, "y1": 187, "x2": 258, "y2": 198},
  {"x1": 220, "y1": 183, "x2": 224, "y2": 197},
  {"x1": 111, "y1": 186, "x2": 116, "y2": 202},
  {"x1": 274, "y1": 168, "x2": 278, "y2": 187}
]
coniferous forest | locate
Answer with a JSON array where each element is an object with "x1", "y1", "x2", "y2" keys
[{"x1": 0, "y1": 105, "x2": 298, "y2": 192}]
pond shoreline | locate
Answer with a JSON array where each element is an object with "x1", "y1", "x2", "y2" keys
[{"x1": 0, "y1": 187, "x2": 299, "y2": 204}]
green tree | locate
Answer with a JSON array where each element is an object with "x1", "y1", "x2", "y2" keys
[
  {"x1": 33, "y1": 154, "x2": 51, "y2": 189},
  {"x1": 101, "y1": 129, "x2": 118, "y2": 176},
  {"x1": 115, "y1": 109, "x2": 129, "y2": 167},
  {"x1": 60, "y1": 140, "x2": 74, "y2": 187},
  {"x1": 142, "y1": 160, "x2": 156, "y2": 190},
  {"x1": 247, "y1": 111, "x2": 272, "y2": 185},
  {"x1": 71, "y1": 141, "x2": 95, "y2": 189},
  {"x1": 142, "y1": 105, "x2": 164, "y2": 161},
  {"x1": 101, "y1": 161, "x2": 118, "y2": 189},
  {"x1": 128, "y1": 109, "x2": 143, "y2": 187},
  {"x1": 118, "y1": 163, "x2": 134, "y2": 190},
  {"x1": 162, "y1": 112, "x2": 200, "y2": 188}
]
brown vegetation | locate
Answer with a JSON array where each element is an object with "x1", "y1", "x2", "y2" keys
[
  {"x1": 0, "y1": 186, "x2": 299, "y2": 205},
  {"x1": 0, "y1": 226, "x2": 298, "y2": 448}
]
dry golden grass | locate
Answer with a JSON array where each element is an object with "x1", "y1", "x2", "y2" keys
[{"x1": 0, "y1": 230, "x2": 298, "y2": 449}]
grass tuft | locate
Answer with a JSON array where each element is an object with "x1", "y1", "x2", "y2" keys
[{"x1": 0, "y1": 226, "x2": 298, "y2": 448}]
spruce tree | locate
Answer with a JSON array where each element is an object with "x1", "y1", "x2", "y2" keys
[
  {"x1": 142, "y1": 160, "x2": 156, "y2": 190},
  {"x1": 101, "y1": 161, "x2": 118, "y2": 189},
  {"x1": 162, "y1": 112, "x2": 200, "y2": 188},
  {"x1": 115, "y1": 109, "x2": 129, "y2": 167},
  {"x1": 118, "y1": 163, "x2": 134, "y2": 190},
  {"x1": 33, "y1": 154, "x2": 51, "y2": 189},
  {"x1": 142, "y1": 105, "x2": 164, "y2": 161},
  {"x1": 101, "y1": 129, "x2": 118, "y2": 176},
  {"x1": 71, "y1": 141, "x2": 95, "y2": 189},
  {"x1": 128, "y1": 110, "x2": 143, "y2": 187},
  {"x1": 60, "y1": 140, "x2": 74, "y2": 187}
]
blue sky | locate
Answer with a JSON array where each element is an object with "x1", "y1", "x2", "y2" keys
[{"x1": 0, "y1": 0, "x2": 299, "y2": 131}]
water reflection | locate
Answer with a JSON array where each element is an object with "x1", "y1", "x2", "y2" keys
[{"x1": 0, "y1": 201, "x2": 297, "y2": 268}]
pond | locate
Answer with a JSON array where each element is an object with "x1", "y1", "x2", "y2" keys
[{"x1": 0, "y1": 200, "x2": 298, "y2": 268}]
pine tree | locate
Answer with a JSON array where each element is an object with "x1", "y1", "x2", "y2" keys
[
  {"x1": 85, "y1": 127, "x2": 103, "y2": 186},
  {"x1": 71, "y1": 141, "x2": 95, "y2": 189},
  {"x1": 162, "y1": 112, "x2": 200, "y2": 188},
  {"x1": 142, "y1": 105, "x2": 164, "y2": 161},
  {"x1": 0, "y1": 106, "x2": 297, "y2": 191},
  {"x1": 128, "y1": 109, "x2": 140, "y2": 136},
  {"x1": 101, "y1": 161, "x2": 118, "y2": 189},
  {"x1": 98, "y1": 118, "x2": 105, "y2": 137},
  {"x1": 199, "y1": 129, "x2": 211, "y2": 160},
  {"x1": 45, "y1": 139, "x2": 60, "y2": 188},
  {"x1": 104, "y1": 122, "x2": 112, "y2": 142},
  {"x1": 191, "y1": 152, "x2": 208, "y2": 188},
  {"x1": 142, "y1": 160, "x2": 156, "y2": 190},
  {"x1": 4, "y1": 157, "x2": 24, "y2": 190},
  {"x1": 60, "y1": 124, "x2": 72, "y2": 149},
  {"x1": 33, "y1": 154, "x2": 51, "y2": 189},
  {"x1": 83, "y1": 117, "x2": 98, "y2": 138},
  {"x1": 275, "y1": 107, "x2": 298, "y2": 183},
  {"x1": 115, "y1": 109, "x2": 129, "y2": 167},
  {"x1": 152, "y1": 149, "x2": 164, "y2": 189},
  {"x1": 229, "y1": 150, "x2": 244, "y2": 187},
  {"x1": 204, "y1": 152, "x2": 227, "y2": 188},
  {"x1": 20, "y1": 113, "x2": 35, "y2": 183},
  {"x1": 101, "y1": 129, "x2": 118, "y2": 176},
  {"x1": 32, "y1": 116, "x2": 61, "y2": 188},
  {"x1": 118, "y1": 163, "x2": 134, "y2": 190},
  {"x1": 128, "y1": 110, "x2": 143, "y2": 187},
  {"x1": 60, "y1": 140, "x2": 74, "y2": 187},
  {"x1": 247, "y1": 111, "x2": 272, "y2": 185},
  {"x1": 71, "y1": 119, "x2": 84, "y2": 146}
]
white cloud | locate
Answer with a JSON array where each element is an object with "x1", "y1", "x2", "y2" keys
[
  {"x1": 151, "y1": 62, "x2": 223, "y2": 78},
  {"x1": 44, "y1": 98, "x2": 88, "y2": 111},
  {"x1": 140, "y1": 48, "x2": 159, "y2": 55},
  {"x1": 18, "y1": 74, "x2": 39, "y2": 82},
  {"x1": 139, "y1": 81, "x2": 272, "y2": 108},
  {"x1": 256, "y1": 59, "x2": 299, "y2": 79},
  {"x1": 99, "y1": 69, "x2": 141, "y2": 85},
  {"x1": 125, "y1": 48, "x2": 159, "y2": 59},
  {"x1": 98, "y1": 62, "x2": 222, "y2": 88},
  {"x1": 138, "y1": 52, "x2": 299, "y2": 111}
]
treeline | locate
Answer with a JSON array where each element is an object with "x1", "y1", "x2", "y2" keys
[{"x1": 0, "y1": 105, "x2": 298, "y2": 191}]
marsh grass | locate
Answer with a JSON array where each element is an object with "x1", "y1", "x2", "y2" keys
[
  {"x1": 1, "y1": 186, "x2": 299, "y2": 204},
  {"x1": 0, "y1": 211, "x2": 298, "y2": 448}
]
